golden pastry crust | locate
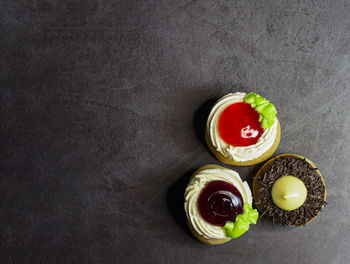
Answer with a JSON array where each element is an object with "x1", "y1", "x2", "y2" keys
[
  {"x1": 186, "y1": 164, "x2": 232, "y2": 245},
  {"x1": 252, "y1": 154, "x2": 326, "y2": 225},
  {"x1": 206, "y1": 118, "x2": 281, "y2": 166}
]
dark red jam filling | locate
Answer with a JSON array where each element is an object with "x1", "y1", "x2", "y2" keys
[
  {"x1": 198, "y1": 180, "x2": 243, "y2": 226},
  {"x1": 218, "y1": 102, "x2": 264, "y2": 147}
]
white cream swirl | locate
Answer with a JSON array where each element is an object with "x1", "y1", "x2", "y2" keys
[
  {"x1": 207, "y1": 92, "x2": 278, "y2": 162},
  {"x1": 184, "y1": 167, "x2": 252, "y2": 239}
]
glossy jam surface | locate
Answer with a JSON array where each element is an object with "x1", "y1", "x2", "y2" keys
[
  {"x1": 198, "y1": 180, "x2": 244, "y2": 226},
  {"x1": 218, "y1": 102, "x2": 264, "y2": 147}
]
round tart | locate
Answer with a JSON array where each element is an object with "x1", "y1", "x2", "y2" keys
[
  {"x1": 253, "y1": 154, "x2": 326, "y2": 226},
  {"x1": 206, "y1": 92, "x2": 281, "y2": 166},
  {"x1": 184, "y1": 164, "x2": 258, "y2": 245}
]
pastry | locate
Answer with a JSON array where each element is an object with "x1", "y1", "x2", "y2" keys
[
  {"x1": 184, "y1": 164, "x2": 258, "y2": 245},
  {"x1": 206, "y1": 92, "x2": 281, "y2": 166},
  {"x1": 253, "y1": 154, "x2": 326, "y2": 226}
]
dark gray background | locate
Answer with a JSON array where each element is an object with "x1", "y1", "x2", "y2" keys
[{"x1": 1, "y1": 0, "x2": 349, "y2": 263}]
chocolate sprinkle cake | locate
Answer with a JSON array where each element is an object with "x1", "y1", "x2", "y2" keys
[{"x1": 254, "y1": 155, "x2": 326, "y2": 226}]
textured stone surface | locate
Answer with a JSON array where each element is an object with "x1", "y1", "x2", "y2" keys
[{"x1": 1, "y1": 0, "x2": 349, "y2": 263}]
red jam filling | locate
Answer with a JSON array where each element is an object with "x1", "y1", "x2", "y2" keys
[
  {"x1": 218, "y1": 102, "x2": 263, "y2": 147},
  {"x1": 198, "y1": 180, "x2": 243, "y2": 226}
]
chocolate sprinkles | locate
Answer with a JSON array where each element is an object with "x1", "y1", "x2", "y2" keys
[{"x1": 255, "y1": 155, "x2": 326, "y2": 226}]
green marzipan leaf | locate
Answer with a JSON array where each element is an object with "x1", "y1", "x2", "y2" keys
[
  {"x1": 223, "y1": 204, "x2": 259, "y2": 239},
  {"x1": 244, "y1": 93, "x2": 277, "y2": 129}
]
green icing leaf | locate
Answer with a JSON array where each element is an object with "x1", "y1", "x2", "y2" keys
[
  {"x1": 244, "y1": 93, "x2": 257, "y2": 107},
  {"x1": 223, "y1": 203, "x2": 259, "y2": 239},
  {"x1": 255, "y1": 96, "x2": 267, "y2": 106},
  {"x1": 243, "y1": 204, "x2": 259, "y2": 224},
  {"x1": 223, "y1": 222, "x2": 234, "y2": 235},
  {"x1": 262, "y1": 118, "x2": 269, "y2": 129},
  {"x1": 244, "y1": 92, "x2": 277, "y2": 129}
]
